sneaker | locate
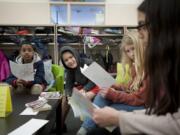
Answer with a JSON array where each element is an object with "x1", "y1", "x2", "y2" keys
[
  {"x1": 62, "y1": 123, "x2": 67, "y2": 133},
  {"x1": 77, "y1": 127, "x2": 87, "y2": 135}
]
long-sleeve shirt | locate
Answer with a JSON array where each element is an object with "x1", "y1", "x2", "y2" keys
[
  {"x1": 60, "y1": 46, "x2": 98, "y2": 96},
  {"x1": 105, "y1": 80, "x2": 146, "y2": 106},
  {"x1": 119, "y1": 109, "x2": 180, "y2": 134}
]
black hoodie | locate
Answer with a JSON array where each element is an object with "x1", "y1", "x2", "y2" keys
[{"x1": 60, "y1": 46, "x2": 96, "y2": 96}]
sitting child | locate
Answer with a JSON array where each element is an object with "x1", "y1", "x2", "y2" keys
[
  {"x1": 0, "y1": 49, "x2": 10, "y2": 82},
  {"x1": 6, "y1": 43, "x2": 47, "y2": 94},
  {"x1": 59, "y1": 46, "x2": 100, "y2": 132},
  {"x1": 77, "y1": 31, "x2": 146, "y2": 135}
]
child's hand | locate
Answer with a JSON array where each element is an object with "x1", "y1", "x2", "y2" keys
[
  {"x1": 16, "y1": 79, "x2": 23, "y2": 86},
  {"x1": 99, "y1": 88, "x2": 114, "y2": 98},
  {"x1": 16, "y1": 79, "x2": 27, "y2": 86},
  {"x1": 85, "y1": 91, "x2": 95, "y2": 100},
  {"x1": 79, "y1": 89, "x2": 86, "y2": 96}
]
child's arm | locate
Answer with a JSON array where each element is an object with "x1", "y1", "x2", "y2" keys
[
  {"x1": 31, "y1": 61, "x2": 46, "y2": 85},
  {"x1": 5, "y1": 74, "x2": 18, "y2": 87}
]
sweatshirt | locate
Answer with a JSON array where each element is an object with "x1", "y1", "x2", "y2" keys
[
  {"x1": 119, "y1": 109, "x2": 180, "y2": 135},
  {"x1": 60, "y1": 46, "x2": 98, "y2": 96},
  {"x1": 6, "y1": 52, "x2": 47, "y2": 87}
]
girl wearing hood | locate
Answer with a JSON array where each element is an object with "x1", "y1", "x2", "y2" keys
[
  {"x1": 6, "y1": 43, "x2": 47, "y2": 95},
  {"x1": 60, "y1": 46, "x2": 99, "y2": 132}
]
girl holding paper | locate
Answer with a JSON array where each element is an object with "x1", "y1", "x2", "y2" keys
[
  {"x1": 59, "y1": 46, "x2": 100, "y2": 132},
  {"x1": 6, "y1": 42, "x2": 47, "y2": 95},
  {"x1": 77, "y1": 31, "x2": 146, "y2": 135},
  {"x1": 88, "y1": 0, "x2": 180, "y2": 134}
]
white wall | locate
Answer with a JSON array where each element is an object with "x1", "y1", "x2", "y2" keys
[
  {"x1": 105, "y1": 0, "x2": 143, "y2": 26},
  {"x1": 0, "y1": 0, "x2": 51, "y2": 25}
]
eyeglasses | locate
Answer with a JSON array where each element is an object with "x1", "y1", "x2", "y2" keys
[{"x1": 136, "y1": 21, "x2": 149, "y2": 31}]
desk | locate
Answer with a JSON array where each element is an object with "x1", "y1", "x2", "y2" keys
[{"x1": 0, "y1": 93, "x2": 62, "y2": 135}]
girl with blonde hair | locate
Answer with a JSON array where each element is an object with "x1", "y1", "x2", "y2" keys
[{"x1": 77, "y1": 31, "x2": 146, "y2": 135}]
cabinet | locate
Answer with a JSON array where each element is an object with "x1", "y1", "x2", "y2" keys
[
  {"x1": 0, "y1": 24, "x2": 137, "y2": 74},
  {"x1": 0, "y1": 25, "x2": 58, "y2": 63},
  {"x1": 56, "y1": 25, "x2": 125, "y2": 73}
]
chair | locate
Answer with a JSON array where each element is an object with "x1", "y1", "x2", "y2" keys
[{"x1": 48, "y1": 64, "x2": 64, "y2": 94}]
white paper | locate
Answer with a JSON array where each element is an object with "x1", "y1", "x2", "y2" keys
[
  {"x1": 8, "y1": 118, "x2": 48, "y2": 135},
  {"x1": 20, "y1": 107, "x2": 38, "y2": 115},
  {"x1": 69, "y1": 88, "x2": 95, "y2": 118},
  {"x1": 80, "y1": 62, "x2": 115, "y2": 88},
  {"x1": 9, "y1": 61, "x2": 34, "y2": 81},
  {"x1": 80, "y1": 64, "x2": 88, "y2": 73},
  {"x1": 69, "y1": 88, "x2": 116, "y2": 132},
  {"x1": 39, "y1": 92, "x2": 61, "y2": 99}
]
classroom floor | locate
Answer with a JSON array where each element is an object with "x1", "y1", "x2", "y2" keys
[{"x1": 63, "y1": 109, "x2": 82, "y2": 135}]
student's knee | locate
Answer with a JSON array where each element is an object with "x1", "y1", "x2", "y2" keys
[{"x1": 31, "y1": 84, "x2": 43, "y2": 95}]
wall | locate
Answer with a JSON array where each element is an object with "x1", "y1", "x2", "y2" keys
[
  {"x1": 105, "y1": 0, "x2": 143, "y2": 26},
  {"x1": 0, "y1": 0, "x2": 50, "y2": 25}
]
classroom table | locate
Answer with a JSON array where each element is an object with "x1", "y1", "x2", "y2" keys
[{"x1": 0, "y1": 93, "x2": 62, "y2": 135}]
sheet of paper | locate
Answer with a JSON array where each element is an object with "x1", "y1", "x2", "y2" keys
[
  {"x1": 9, "y1": 61, "x2": 34, "y2": 81},
  {"x1": 20, "y1": 107, "x2": 38, "y2": 115},
  {"x1": 69, "y1": 88, "x2": 95, "y2": 118},
  {"x1": 69, "y1": 89, "x2": 116, "y2": 132},
  {"x1": 68, "y1": 99, "x2": 82, "y2": 117},
  {"x1": 80, "y1": 62, "x2": 115, "y2": 88},
  {"x1": 8, "y1": 118, "x2": 48, "y2": 135}
]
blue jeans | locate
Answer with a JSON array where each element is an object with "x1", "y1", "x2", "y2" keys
[{"x1": 82, "y1": 94, "x2": 144, "y2": 130}]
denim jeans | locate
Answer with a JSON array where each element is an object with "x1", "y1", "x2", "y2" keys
[{"x1": 82, "y1": 94, "x2": 144, "y2": 130}]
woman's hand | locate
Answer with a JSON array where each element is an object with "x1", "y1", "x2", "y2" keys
[
  {"x1": 92, "y1": 107, "x2": 119, "y2": 127},
  {"x1": 85, "y1": 91, "x2": 95, "y2": 100}
]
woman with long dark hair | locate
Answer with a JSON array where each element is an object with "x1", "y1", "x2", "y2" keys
[{"x1": 87, "y1": 0, "x2": 180, "y2": 134}]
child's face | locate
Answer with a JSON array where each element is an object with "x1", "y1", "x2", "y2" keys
[
  {"x1": 20, "y1": 45, "x2": 34, "y2": 63},
  {"x1": 62, "y1": 52, "x2": 77, "y2": 69},
  {"x1": 124, "y1": 44, "x2": 135, "y2": 61}
]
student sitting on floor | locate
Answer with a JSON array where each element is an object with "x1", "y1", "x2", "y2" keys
[
  {"x1": 77, "y1": 31, "x2": 146, "y2": 135},
  {"x1": 0, "y1": 49, "x2": 10, "y2": 82},
  {"x1": 59, "y1": 46, "x2": 100, "y2": 132},
  {"x1": 6, "y1": 42, "x2": 47, "y2": 95}
]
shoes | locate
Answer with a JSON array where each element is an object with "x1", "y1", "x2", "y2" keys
[
  {"x1": 51, "y1": 123, "x2": 67, "y2": 134},
  {"x1": 62, "y1": 123, "x2": 67, "y2": 133},
  {"x1": 76, "y1": 127, "x2": 87, "y2": 135}
]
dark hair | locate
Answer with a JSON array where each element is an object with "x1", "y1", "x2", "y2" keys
[
  {"x1": 20, "y1": 42, "x2": 36, "y2": 51},
  {"x1": 138, "y1": 0, "x2": 146, "y2": 13},
  {"x1": 142, "y1": 0, "x2": 180, "y2": 115}
]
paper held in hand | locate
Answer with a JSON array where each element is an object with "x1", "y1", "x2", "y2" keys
[
  {"x1": 9, "y1": 61, "x2": 34, "y2": 81},
  {"x1": 69, "y1": 88, "x2": 95, "y2": 118},
  {"x1": 69, "y1": 88, "x2": 116, "y2": 132},
  {"x1": 80, "y1": 62, "x2": 115, "y2": 88}
]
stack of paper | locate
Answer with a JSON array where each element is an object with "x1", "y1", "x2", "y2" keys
[
  {"x1": 39, "y1": 92, "x2": 61, "y2": 99},
  {"x1": 25, "y1": 98, "x2": 51, "y2": 112}
]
